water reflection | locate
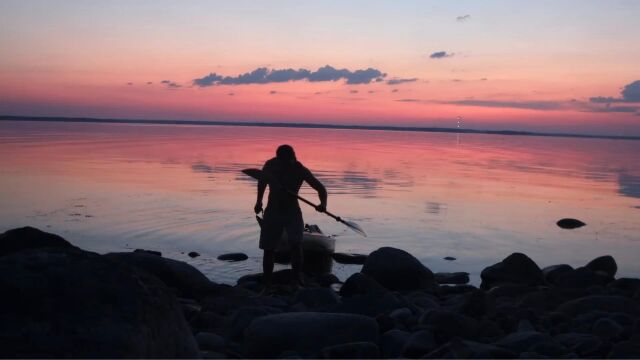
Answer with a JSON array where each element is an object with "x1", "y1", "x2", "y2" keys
[{"x1": 1, "y1": 120, "x2": 639, "y2": 285}]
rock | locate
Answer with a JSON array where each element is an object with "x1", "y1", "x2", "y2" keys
[
  {"x1": 425, "y1": 338, "x2": 516, "y2": 359},
  {"x1": 528, "y1": 341, "x2": 571, "y2": 358},
  {"x1": 444, "y1": 256, "x2": 456, "y2": 261},
  {"x1": 407, "y1": 292, "x2": 440, "y2": 312},
  {"x1": 609, "y1": 340, "x2": 640, "y2": 358},
  {"x1": 554, "y1": 267, "x2": 611, "y2": 288},
  {"x1": 225, "y1": 306, "x2": 282, "y2": 340},
  {"x1": 188, "y1": 251, "x2": 200, "y2": 258},
  {"x1": 293, "y1": 287, "x2": 340, "y2": 309},
  {"x1": 389, "y1": 307, "x2": 414, "y2": 325},
  {"x1": 402, "y1": 330, "x2": 438, "y2": 358},
  {"x1": 315, "y1": 273, "x2": 341, "y2": 287},
  {"x1": 244, "y1": 312, "x2": 378, "y2": 358},
  {"x1": 331, "y1": 252, "x2": 367, "y2": 265},
  {"x1": 554, "y1": 333, "x2": 604, "y2": 357},
  {"x1": 0, "y1": 247, "x2": 198, "y2": 358},
  {"x1": 556, "y1": 295, "x2": 640, "y2": 317},
  {"x1": 237, "y1": 268, "x2": 301, "y2": 287},
  {"x1": 480, "y1": 252, "x2": 544, "y2": 290},
  {"x1": 319, "y1": 342, "x2": 380, "y2": 359},
  {"x1": 339, "y1": 272, "x2": 387, "y2": 297},
  {"x1": 487, "y1": 283, "x2": 534, "y2": 298},
  {"x1": 380, "y1": 329, "x2": 410, "y2": 358},
  {"x1": 0, "y1": 226, "x2": 75, "y2": 256},
  {"x1": 333, "y1": 291, "x2": 405, "y2": 317},
  {"x1": 201, "y1": 350, "x2": 227, "y2": 359},
  {"x1": 196, "y1": 332, "x2": 226, "y2": 351},
  {"x1": 434, "y1": 272, "x2": 470, "y2": 285},
  {"x1": 193, "y1": 311, "x2": 225, "y2": 331},
  {"x1": 585, "y1": 255, "x2": 617, "y2": 277},
  {"x1": 592, "y1": 317, "x2": 623, "y2": 339},
  {"x1": 541, "y1": 264, "x2": 573, "y2": 285},
  {"x1": 105, "y1": 251, "x2": 218, "y2": 299},
  {"x1": 494, "y1": 331, "x2": 552, "y2": 353},
  {"x1": 217, "y1": 253, "x2": 248, "y2": 262},
  {"x1": 134, "y1": 248, "x2": 162, "y2": 256},
  {"x1": 201, "y1": 286, "x2": 288, "y2": 315},
  {"x1": 556, "y1": 218, "x2": 586, "y2": 229},
  {"x1": 419, "y1": 309, "x2": 479, "y2": 342},
  {"x1": 608, "y1": 278, "x2": 640, "y2": 297},
  {"x1": 438, "y1": 284, "x2": 478, "y2": 295},
  {"x1": 361, "y1": 247, "x2": 436, "y2": 292}
]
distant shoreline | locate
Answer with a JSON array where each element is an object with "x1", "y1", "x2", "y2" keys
[{"x1": 2, "y1": 115, "x2": 639, "y2": 141}]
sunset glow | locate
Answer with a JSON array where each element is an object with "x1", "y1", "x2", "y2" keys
[{"x1": 1, "y1": 1, "x2": 639, "y2": 135}]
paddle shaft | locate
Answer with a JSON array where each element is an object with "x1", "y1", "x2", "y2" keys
[{"x1": 284, "y1": 188, "x2": 345, "y2": 224}]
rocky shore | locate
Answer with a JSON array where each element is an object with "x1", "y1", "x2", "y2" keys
[{"x1": 1, "y1": 226, "x2": 639, "y2": 358}]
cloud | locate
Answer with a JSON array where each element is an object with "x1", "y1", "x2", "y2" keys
[
  {"x1": 430, "y1": 51, "x2": 454, "y2": 59},
  {"x1": 146, "y1": 81, "x2": 153, "y2": 85},
  {"x1": 192, "y1": 65, "x2": 386, "y2": 87},
  {"x1": 590, "y1": 80, "x2": 640, "y2": 104},
  {"x1": 349, "y1": 90, "x2": 359, "y2": 94},
  {"x1": 269, "y1": 90, "x2": 277, "y2": 94},
  {"x1": 127, "y1": 82, "x2": 133, "y2": 86},
  {"x1": 443, "y1": 99, "x2": 563, "y2": 110},
  {"x1": 386, "y1": 77, "x2": 418, "y2": 85},
  {"x1": 391, "y1": 89, "x2": 399, "y2": 93},
  {"x1": 396, "y1": 98, "x2": 421, "y2": 103},
  {"x1": 160, "y1": 80, "x2": 181, "y2": 88},
  {"x1": 456, "y1": 14, "x2": 471, "y2": 22}
]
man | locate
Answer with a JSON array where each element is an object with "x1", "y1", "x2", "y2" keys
[{"x1": 254, "y1": 144, "x2": 327, "y2": 291}]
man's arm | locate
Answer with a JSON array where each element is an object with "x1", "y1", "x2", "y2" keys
[
  {"x1": 304, "y1": 170, "x2": 327, "y2": 212},
  {"x1": 255, "y1": 163, "x2": 269, "y2": 214}
]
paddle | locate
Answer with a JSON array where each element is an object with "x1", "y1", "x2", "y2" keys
[{"x1": 242, "y1": 168, "x2": 367, "y2": 237}]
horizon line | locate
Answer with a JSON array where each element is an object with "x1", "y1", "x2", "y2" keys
[{"x1": 1, "y1": 115, "x2": 639, "y2": 141}]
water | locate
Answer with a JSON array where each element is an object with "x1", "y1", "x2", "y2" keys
[{"x1": 1, "y1": 120, "x2": 639, "y2": 285}]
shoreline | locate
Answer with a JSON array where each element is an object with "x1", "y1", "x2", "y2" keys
[
  {"x1": 3, "y1": 115, "x2": 640, "y2": 141},
  {"x1": 1, "y1": 226, "x2": 639, "y2": 358}
]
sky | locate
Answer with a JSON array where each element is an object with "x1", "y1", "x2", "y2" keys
[{"x1": 1, "y1": 0, "x2": 639, "y2": 136}]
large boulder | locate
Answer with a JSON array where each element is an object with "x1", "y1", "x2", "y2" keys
[
  {"x1": 480, "y1": 252, "x2": 544, "y2": 290},
  {"x1": 0, "y1": 247, "x2": 198, "y2": 358},
  {"x1": 105, "y1": 251, "x2": 218, "y2": 299},
  {"x1": 361, "y1": 247, "x2": 436, "y2": 292},
  {"x1": 585, "y1": 255, "x2": 617, "y2": 278},
  {"x1": 244, "y1": 312, "x2": 378, "y2": 358},
  {"x1": 541, "y1": 264, "x2": 574, "y2": 285},
  {"x1": 0, "y1": 226, "x2": 75, "y2": 256},
  {"x1": 339, "y1": 272, "x2": 387, "y2": 297}
]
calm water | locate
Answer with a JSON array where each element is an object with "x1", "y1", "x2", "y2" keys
[{"x1": 1, "y1": 120, "x2": 639, "y2": 284}]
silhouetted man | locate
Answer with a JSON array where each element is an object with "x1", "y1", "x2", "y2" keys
[{"x1": 254, "y1": 144, "x2": 327, "y2": 291}]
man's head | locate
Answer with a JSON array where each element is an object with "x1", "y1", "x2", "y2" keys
[{"x1": 276, "y1": 144, "x2": 296, "y2": 163}]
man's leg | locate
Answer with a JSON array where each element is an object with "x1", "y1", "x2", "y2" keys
[
  {"x1": 287, "y1": 210, "x2": 305, "y2": 287},
  {"x1": 262, "y1": 249, "x2": 275, "y2": 290},
  {"x1": 290, "y1": 243, "x2": 304, "y2": 286}
]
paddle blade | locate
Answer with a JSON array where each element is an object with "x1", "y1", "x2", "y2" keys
[
  {"x1": 242, "y1": 168, "x2": 265, "y2": 181},
  {"x1": 343, "y1": 220, "x2": 367, "y2": 237}
]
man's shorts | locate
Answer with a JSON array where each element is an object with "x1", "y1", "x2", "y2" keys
[{"x1": 259, "y1": 208, "x2": 304, "y2": 250}]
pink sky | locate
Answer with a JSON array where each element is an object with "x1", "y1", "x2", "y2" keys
[{"x1": 1, "y1": 1, "x2": 639, "y2": 135}]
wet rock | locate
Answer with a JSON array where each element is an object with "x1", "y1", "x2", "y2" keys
[
  {"x1": 402, "y1": 330, "x2": 437, "y2": 358},
  {"x1": 380, "y1": 329, "x2": 410, "y2": 358},
  {"x1": 0, "y1": 226, "x2": 75, "y2": 256},
  {"x1": 494, "y1": 331, "x2": 552, "y2": 354},
  {"x1": 480, "y1": 252, "x2": 544, "y2": 290},
  {"x1": 134, "y1": 248, "x2": 162, "y2": 256},
  {"x1": 331, "y1": 252, "x2": 367, "y2": 265},
  {"x1": 293, "y1": 287, "x2": 340, "y2": 309},
  {"x1": 217, "y1": 253, "x2": 248, "y2": 262},
  {"x1": 541, "y1": 264, "x2": 573, "y2": 285},
  {"x1": 609, "y1": 340, "x2": 640, "y2": 358},
  {"x1": 419, "y1": 309, "x2": 479, "y2": 342},
  {"x1": 244, "y1": 312, "x2": 378, "y2": 358},
  {"x1": 434, "y1": 271, "x2": 469, "y2": 285},
  {"x1": 425, "y1": 338, "x2": 516, "y2": 359},
  {"x1": 556, "y1": 295, "x2": 640, "y2": 317},
  {"x1": 105, "y1": 251, "x2": 218, "y2": 299},
  {"x1": 592, "y1": 317, "x2": 623, "y2": 339},
  {"x1": 339, "y1": 272, "x2": 387, "y2": 297},
  {"x1": 196, "y1": 332, "x2": 226, "y2": 351},
  {"x1": 237, "y1": 269, "x2": 300, "y2": 287},
  {"x1": 0, "y1": 247, "x2": 198, "y2": 358},
  {"x1": 556, "y1": 218, "x2": 586, "y2": 229},
  {"x1": 319, "y1": 341, "x2": 380, "y2": 359},
  {"x1": 362, "y1": 247, "x2": 436, "y2": 292},
  {"x1": 585, "y1": 255, "x2": 617, "y2": 278},
  {"x1": 444, "y1": 256, "x2": 456, "y2": 261},
  {"x1": 188, "y1": 251, "x2": 200, "y2": 258}
]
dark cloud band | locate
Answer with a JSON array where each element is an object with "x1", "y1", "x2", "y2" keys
[{"x1": 193, "y1": 65, "x2": 386, "y2": 87}]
